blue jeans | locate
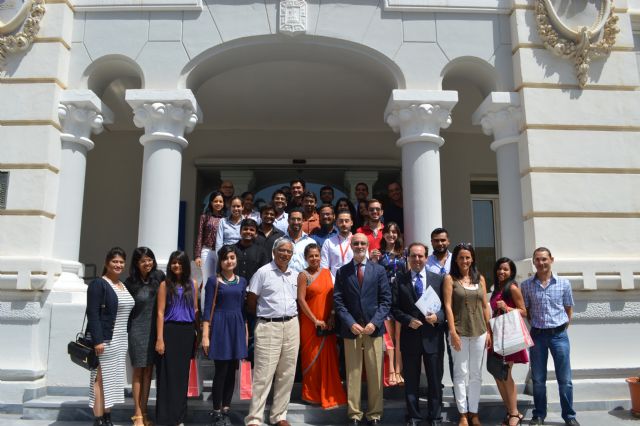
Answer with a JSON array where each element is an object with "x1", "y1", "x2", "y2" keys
[{"x1": 529, "y1": 329, "x2": 576, "y2": 421}]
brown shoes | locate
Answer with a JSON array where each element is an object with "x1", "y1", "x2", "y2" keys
[{"x1": 275, "y1": 421, "x2": 291, "y2": 426}]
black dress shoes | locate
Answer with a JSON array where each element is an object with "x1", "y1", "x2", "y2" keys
[
  {"x1": 406, "y1": 419, "x2": 421, "y2": 426},
  {"x1": 431, "y1": 420, "x2": 443, "y2": 426}
]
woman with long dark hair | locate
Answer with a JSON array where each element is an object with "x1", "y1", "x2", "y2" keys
[
  {"x1": 155, "y1": 251, "x2": 198, "y2": 426},
  {"x1": 195, "y1": 191, "x2": 225, "y2": 290},
  {"x1": 87, "y1": 247, "x2": 134, "y2": 426},
  {"x1": 125, "y1": 247, "x2": 164, "y2": 426},
  {"x1": 375, "y1": 222, "x2": 407, "y2": 386},
  {"x1": 489, "y1": 258, "x2": 528, "y2": 426},
  {"x1": 443, "y1": 243, "x2": 492, "y2": 426},
  {"x1": 202, "y1": 245, "x2": 249, "y2": 426},
  {"x1": 215, "y1": 196, "x2": 244, "y2": 251}
]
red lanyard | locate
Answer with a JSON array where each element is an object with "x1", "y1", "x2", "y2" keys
[{"x1": 338, "y1": 235, "x2": 352, "y2": 263}]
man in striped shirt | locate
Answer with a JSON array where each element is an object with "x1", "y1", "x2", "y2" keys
[{"x1": 520, "y1": 247, "x2": 579, "y2": 426}]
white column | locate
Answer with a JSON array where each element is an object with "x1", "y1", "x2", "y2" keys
[
  {"x1": 472, "y1": 92, "x2": 525, "y2": 260},
  {"x1": 220, "y1": 170, "x2": 255, "y2": 195},
  {"x1": 343, "y1": 171, "x2": 379, "y2": 202},
  {"x1": 385, "y1": 90, "x2": 458, "y2": 245},
  {"x1": 126, "y1": 90, "x2": 201, "y2": 266},
  {"x1": 54, "y1": 90, "x2": 113, "y2": 291}
]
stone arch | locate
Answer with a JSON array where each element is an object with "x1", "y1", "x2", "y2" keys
[
  {"x1": 81, "y1": 55, "x2": 145, "y2": 130},
  {"x1": 179, "y1": 34, "x2": 406, "y2": 92}
]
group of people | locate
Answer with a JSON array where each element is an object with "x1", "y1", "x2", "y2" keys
[{"x1": 85, "y1": 178, "x2": 580, "y2": 426}]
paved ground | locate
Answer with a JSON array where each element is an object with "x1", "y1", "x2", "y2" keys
[{"x1": 1, "y1": 407, "x2": 639, "y2": 426}]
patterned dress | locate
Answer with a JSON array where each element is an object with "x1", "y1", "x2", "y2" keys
[{"x1": 89, "y1": 279, "x2": 134, "y2": 409}]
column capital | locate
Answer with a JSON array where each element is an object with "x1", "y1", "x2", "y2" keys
[
  {"x1": 472, "y1": 92, "x2": 524, "y2": 151},
  {"x1": 126, "y1": 89, "x2": 202, "y2": 148},
  {"x1": 384, "y1": 90, "x2": 458, "y2": 147},
  {"x1": 58, "y1": 90, "x2": 114, "y2": 151}
]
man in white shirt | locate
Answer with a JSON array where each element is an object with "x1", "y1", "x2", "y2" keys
[
  {"x1": 272, "y1": 190, "x2": 289, "y2": 234},
  {"x1": 284, "y1": 208, "x2": 315, "y2": 273},
  {"x1": 321, "y1": 210, "x2": 354, "y2": 278},
  {"x1": 245, "y1": 238, "x2": 299, "y2": 426}
]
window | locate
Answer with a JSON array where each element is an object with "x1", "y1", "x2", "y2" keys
[
  {"x1": 0, "y1": 171, "x2": 8, "y2": 209},
  {"x1": 470, "y1": 180, "x2": 500, "y2": 278}
]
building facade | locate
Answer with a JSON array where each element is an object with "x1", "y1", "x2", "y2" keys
[{"x1": 1, "y1": 0, "x2": 639, "y2": 405}]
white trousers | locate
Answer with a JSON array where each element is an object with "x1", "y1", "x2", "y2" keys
[
  {"x1": 450, "y1": 332, "x2": 487, "y2": 413},
  {"x1": 200, "y1": 247, "x2": 217, "y2": 307}
]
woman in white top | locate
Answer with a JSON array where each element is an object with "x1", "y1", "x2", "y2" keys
[{"x1": 215, "y1": 196, "x2": 243, "y2": 251}]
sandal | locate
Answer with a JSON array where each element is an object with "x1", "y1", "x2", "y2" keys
[
  {"x1": 387, "y1": 371, "x2": 397, "y2": 386},
  {"x1": 468, "y1": 412, "x2": 482, "y2": 426},
  {"x1": 142, "y1": 412, "x2": 153, "y2": 426},
  {"x1": 458, "y1": 413, "x2": 469, "y2": 426},
  {"x1": 131, "y1": 415, "x2": 145, "y2": 426},
  {"x1": 395, "y1": 372, "x2": 405, "y2": 386},
  {"x1": 506, "y1": 413, "x2": 523, "y2": 426}
]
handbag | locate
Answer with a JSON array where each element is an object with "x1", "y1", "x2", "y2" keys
[
  {"x1": 486, "y1": 351, "x2": 509, "y2": 381},
  {"x1": 67, "y1": 280, "x2": 106, "y2": 370},
  {"x1": 490, "y1": 308, "x2": 534, "y2": 356}
]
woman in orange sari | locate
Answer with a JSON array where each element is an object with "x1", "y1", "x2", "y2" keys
[{"x1": 297, "y1": 243, "x2": 347, "y2": 409}]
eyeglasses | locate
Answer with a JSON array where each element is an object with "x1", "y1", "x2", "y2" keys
[
  {"x1": 276, "y1": 248, "x2": 293, "y2": 254},
  {"x1": 368, "y1": 207, "x2": 382, "y2": 212},
  {"x1": 352, "y1": 241, "x2": 368, "y2": 246}
]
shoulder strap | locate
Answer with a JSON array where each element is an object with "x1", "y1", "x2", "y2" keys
[{"x1": 208, "y1": 280, "x2": 220, "y2": 324}]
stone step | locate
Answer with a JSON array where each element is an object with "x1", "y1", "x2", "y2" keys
[{"x1": 20, "y1": 380, "x2": 631, "y2": 425}]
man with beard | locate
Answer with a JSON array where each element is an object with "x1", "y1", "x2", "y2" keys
[
  {"x1": 286, "y1": 178, "x2": 306, "y2": 213},
  {"x1": 321, "y1": 210, "x2": 354, "y2": 278},
  {"x1": 234, "y1": 219, "x2": 269, "y2": 282},
  {"x1": 384, "y1": 182, "x2": 404, "y2": 232},
  {"x1": 426, "y1": 228, "x2": 452, "y2": 276},
  {"x1": 219, "y1": 180, "x2": 235, "y2": 210},
  {"x1": 301, "y1": 191, "x2": 320, "y2": 235},
  {"x1": 284, "y1": 208, "x2": 316, "y2": 273},
  {"x1": 333, "y1": 233, "x2": 391, "y2": 426},
  {"x1": 311, "y1": 204, "x2": 338, "y2": 248},
  {"x1": 319, "y1": 185, "x2": 334, "y2": 205},
  {"x1": 256, "y1": 204, "x2": 285, "y2": 261},
  {"x1": 426, "y1": 227, "x2": 454, "y2": 397},
  {"x1": 271, "y1": 190, "x2": 289, "y2": 234},
  {"x1": 357, "y1": 199, "x2": 385, "y2": 260}
]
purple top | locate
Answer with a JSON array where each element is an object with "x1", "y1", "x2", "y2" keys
[{"x1": 164, "y1": 283, "x2": 196, "y2": 323}]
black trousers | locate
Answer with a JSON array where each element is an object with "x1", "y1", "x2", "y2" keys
[
  {"x1": 156, "y1": 322, "x2": 195, "y2": 425},
  {"x1": 212, "y1": 359, "x2": 239, "y2": 410},
  {"x1": 402, "y1": 350, "x2": 444, "y2": 422}
]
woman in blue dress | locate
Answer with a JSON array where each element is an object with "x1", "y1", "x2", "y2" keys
[
  {"x1": 376, "y1": 222, "x2": 407, "y2": 386},
  {"x1": 202, "y1": 245, "x2": 248, "y2": 426}
]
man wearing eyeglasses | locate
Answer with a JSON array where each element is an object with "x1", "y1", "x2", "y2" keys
[
  {"x1": 334, "y1": 233, "x2": 391, "y2": 426},
  {"x1": 245, "y1": 238, "x2": 299, "y2": 426}
]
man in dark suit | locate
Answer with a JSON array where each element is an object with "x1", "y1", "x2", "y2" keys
[
  {"x1": 392, "y1": 242, "x2": 446, "y2": 426},
  {"x1": 334, "y1": 233, "x2": 391, "y2": 426}
]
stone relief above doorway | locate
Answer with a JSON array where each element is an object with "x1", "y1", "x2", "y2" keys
[
  {"x1": 279, "y1": 0, "x2": 307, "y2": 36},
  {"x1": 0, "y1": 0, "x2": 44, "y2": 68}
]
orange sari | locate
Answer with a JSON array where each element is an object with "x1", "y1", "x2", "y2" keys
[{"x1": 300, "y1": 268, "x2": 347, "y2": 409}]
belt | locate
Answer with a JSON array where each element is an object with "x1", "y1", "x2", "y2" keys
[
  {"x1": 532, "y1": 323, "x2": 567, "y2": 335},
  {"x1": 258, "y1": 315, "x2": 297, "y2": 322}
]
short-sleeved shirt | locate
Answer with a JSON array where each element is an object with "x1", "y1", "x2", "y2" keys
[
  {"x1": 273, "y1": 212, "x2": 289, "y2": 234},
  {"x1": 285, "y1": 232, "x2": 316, "y2": 274},
  {"x1": 521, "y1": 273, "x2": 574, "y2": 329},
  {"x1": 302, "y1": 212, "x2": 320, "y2": 235},
  {"x1": 248, "y1": 261, "x2": 298, "y2": 318},
  {"x1": 426, "y1": 252, "x2": 451, "y2": 276}
]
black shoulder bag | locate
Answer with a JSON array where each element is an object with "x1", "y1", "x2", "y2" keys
[{"x1": 67, "y1": 281, "x2": 106, "y2": 370}]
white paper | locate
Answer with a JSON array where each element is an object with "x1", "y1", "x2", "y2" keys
[{"x1": 415, "y1": 285, "x2": 442, "y2": 316}]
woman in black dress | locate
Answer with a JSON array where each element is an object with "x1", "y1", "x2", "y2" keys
[{"x1": 125, "y1": 247, "x2": 164, "y2": 426}]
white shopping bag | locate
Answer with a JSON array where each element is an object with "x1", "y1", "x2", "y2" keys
[{"x1": 490, "y1": 309, "x2": 534, "y2": 356}]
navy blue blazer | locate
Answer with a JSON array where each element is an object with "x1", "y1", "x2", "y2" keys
[
  {"x1": 392, "y1": 269, "x2": 445, "y2": 355},
  {"x1": 86, "y1": 277, "x2": 122, "y2": 345},
  {"x1": 333, "y1": 260, "x2": 391, "y2": 339}
]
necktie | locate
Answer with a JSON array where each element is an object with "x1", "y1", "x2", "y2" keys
[
  {"x1": 357, "y1": 263, "x2": 364, "y2": 287},
  {"x1": 415, "y1": 273, "x2": 423, "y2": 298}
]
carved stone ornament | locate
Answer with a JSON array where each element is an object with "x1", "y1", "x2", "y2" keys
[
  {"x1": 279, "y1": 0, "x2": 306, "y2": 36},
  {"x1": 536, "y1": 0, "x2": 619, "y2": 88},
  {"x1": 0, "y1": 0, "x2": 45, "y2": 67}
]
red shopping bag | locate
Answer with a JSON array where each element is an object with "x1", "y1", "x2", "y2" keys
[
  {"x1": 187, "y1": 357, "x2": 202, "y2": 398},
  {"x1": 239, "y1": 359, "x2": 252, "y2": 400}
]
